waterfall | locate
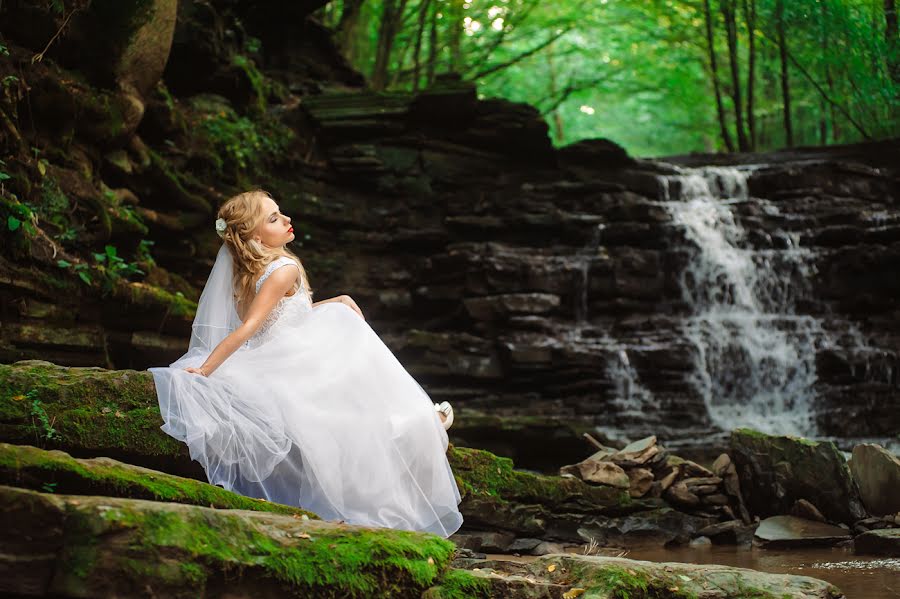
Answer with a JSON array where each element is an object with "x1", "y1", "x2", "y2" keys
[{"x1": 661, "y1": 165, "x2": 824, "y2": 436}]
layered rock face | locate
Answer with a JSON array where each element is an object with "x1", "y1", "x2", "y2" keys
[{"x1": 296, "y1": 88, "x2": 900, "y2": 465}]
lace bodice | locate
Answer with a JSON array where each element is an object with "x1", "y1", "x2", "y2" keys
[{"x1": 245, "y1": 257, "x2": 313, "y2": 348}]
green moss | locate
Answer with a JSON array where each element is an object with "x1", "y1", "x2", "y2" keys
[
  {"x1": 97, "y1": 504, "x2": 456, "y2": 597},
  {"x1": 0, "y1": 442, "x2": 317, "y2": 518},
  {"x1": 0, "y1": 362, "x2": 183, "y2": 458},
  {"x1": 147, "y1": 148, "x2": 212, "y2": 214},
  {"x1": 567, "y1": 563, "x2": 698, "y2": 599},
  {"x1": 447, "y1": 446, "x2": 630, "y2": 509},
  {"x1": 425, "y1": 569, "x2": 492, "y2": 599},
  {"x1": 231, "y1": 54, "x2": 268, "y2": 114},
  {"x1": 121, "y1": 281, "x2": 197, "y2": 318}
]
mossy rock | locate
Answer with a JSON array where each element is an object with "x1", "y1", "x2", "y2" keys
[
  {"x1": 1, "y1": 485, "x2": 456, "y2": 598},
  {"x1": 447, "y1": 445, "x2": 632, "y2": 510},
  {"x1": 458, "y1": 554, "x2": 845, "y2": 599},
  {"x1": 729, "y1": 428, "x2": 867, "y2": 525},
  {"x1": 0, "y1": 361, "x2": 184, "y2": 466},
  {"x1": 0, "y1": 442, "x2": 316, "y2": 519}
]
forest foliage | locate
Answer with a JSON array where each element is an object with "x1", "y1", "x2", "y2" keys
[{"x1": 316, "y1": 0, "x2": 900, "y2": 156}]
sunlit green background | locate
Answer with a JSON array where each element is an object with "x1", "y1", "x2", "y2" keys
[{"x1": 316, "y1": 0, "x2": 899, "y2": 157}]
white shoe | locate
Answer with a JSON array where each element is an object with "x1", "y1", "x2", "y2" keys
[{"x1": 434, "y1": 401, "x2": 454, "y2": 431}]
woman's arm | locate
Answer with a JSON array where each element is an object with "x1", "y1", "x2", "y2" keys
[
  {"x1": 313, "y1": 294, "x2": 365, "y2": 320},
  {"x1": 185, "y1": 267, "x2": 298, "y2": 377}
]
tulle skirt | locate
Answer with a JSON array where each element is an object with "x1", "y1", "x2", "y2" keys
[{"x1": 148, "y1": 302, "x2": 463, "y2": 538}]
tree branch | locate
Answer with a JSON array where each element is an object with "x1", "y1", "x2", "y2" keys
[{"x1": 469, "y1": 26, "x2": 575, "y2": 81}]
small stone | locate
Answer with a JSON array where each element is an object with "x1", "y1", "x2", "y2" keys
[
  {"x1": 657, "y1": 467, "x2": 680, "y2": 492},
  {"x1": 531, "y1": 541, "x2": 567, "y2": 556},
  {"x1": 790, "y1": 499, "x2": 827, "y2": 523},
  {"x1": 578, "y1": 460, "x2": 630, "y2": 489},
  {"x1": 681, "y1": 460, "x2": 715, "y2": 478},
  {"x1": 664, "y1": 481, "x2": 700, "y2": 508},
  {"x1": 700, "y1": 494, "x2": 729, "y2": 506},
  {"x1": 711, "y1": 453, "x2": 731, "y2": 476},
  {"x1": 627, "y1": 468, "x2": 654, "y2": 498},
  {"x1": 689, "y1": 536, "x2": 712, "y2": 547}
]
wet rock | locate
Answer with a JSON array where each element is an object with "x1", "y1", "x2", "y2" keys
[
  {"x1": 697, "y1": 520, "x2": 757, "y2": 545},
  {"x1": 530, "y1": 541, "x2": 567, "y2": 556},
  {"x1": 849, "y1": 443, "x2": 900, "y2": 516},
  {"x1": 730, "y1": 428, "x2": 867, "y2": 524},
  {"x1": 506, "y1": 537, "x2": 542, "y2": 554},
  {"x1": 456, "y1": 554, "x2": 845, "y2": 599},
  {"x1": 854, "y1": 528, "x2": 900, "y2": 557},
  {"x1": 690, "y1": 535, "x2": 712, "y2": 546},
  {"x1": 754, "y1": 515, "x2": 853, "y2": 547}
]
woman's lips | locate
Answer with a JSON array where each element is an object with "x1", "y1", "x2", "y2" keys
[{"x1": 288, "y1": 227, "x2": 294, "y2": 233}]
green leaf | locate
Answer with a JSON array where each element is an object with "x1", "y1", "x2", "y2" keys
[
  {"x1": 57, "y1": 259, "x2": 72, "y2": 268},
  {"x1": 77, "y1": 270, "x2": 92, "y2": 285},
  {"x1": 7, "y1": 216, "x2": 21, "y2": 231},
  {"x1": 0, "y1": 172, "x2": 11, "y2": 181}
]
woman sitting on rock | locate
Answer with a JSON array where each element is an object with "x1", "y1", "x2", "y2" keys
[{"x1": 149, "y1": 189, "x2": 463, "y2": 538}]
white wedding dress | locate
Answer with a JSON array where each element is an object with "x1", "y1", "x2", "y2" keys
[{"x1": 149, "y1": 253, "x2": 463, "y2": 538}]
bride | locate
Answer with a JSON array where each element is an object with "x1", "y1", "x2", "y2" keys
[{"x1": 149, "y1": 189, "x2": 463, "y2": 538}]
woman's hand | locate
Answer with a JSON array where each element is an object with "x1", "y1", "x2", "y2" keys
[
  {"x1": 340, "y1": 295, "x2": 365, "y2": 320},
  {"x1": 184, "y1": 366, "x2": 209, "y2": 376}
]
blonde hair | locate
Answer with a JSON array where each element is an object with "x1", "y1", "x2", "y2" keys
[{"x1": 217, "y1": 189, "x2": 313, "y2": 314}]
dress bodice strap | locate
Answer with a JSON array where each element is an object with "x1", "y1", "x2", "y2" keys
[{"x1": 256, "y1": 257, "x2": 300, "y2": 294}]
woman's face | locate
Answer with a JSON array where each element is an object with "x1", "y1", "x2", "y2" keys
[{"x1": 254, "y1": 195, "x2": 294, "y2": 248}]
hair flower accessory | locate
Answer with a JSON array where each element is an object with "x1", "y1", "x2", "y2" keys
[{"x1": 215, "y1": 217, "x2": 227, "y2": 238}]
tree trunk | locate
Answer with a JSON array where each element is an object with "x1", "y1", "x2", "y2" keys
[
  {"x1": 426, "y1": 0, "x2": 439, "y2": 86},
  {"x1": 546, "y1": 47, "x2": 564, "y2": 143},
  {"x1": 742, "y1": 0, "x2": 757, "y2": 150},
  {"x1": 775, "y1": 0, "x2": 794, "y2": 147},
  {"x1": 886, "y1": 0, "x2": 899, "y2": 87},
  {"x1": 412, "y1": 0, "x2": 431, "y2": 91},
  {"x1": 336, "y1": 0, "x2": 366, "y2": 65},
  {"x1": 703, "y1": 0, "x2": 735, "y2": 152},
  {"x1": 447, "y1": 0, "x2": 464, "y2": 73},
  {"x1": 371, "y1": 0, "x2": 409, "y2": 91},
  {"x1": 721, "y1": 0, "x2": 749, "y2": 151}
]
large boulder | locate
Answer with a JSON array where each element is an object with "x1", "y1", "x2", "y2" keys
[
  {"x1": 452, "y1": 554, "x2": 845, "y2": 599},
  {"x1": 0, "y1": 485, "x2": 455, "y2": 598},
  {"x1": 729, "y1": 428, "x2": 867, "y2": 525},
  {"x1": 849, "y1": 443, "x2": 900, "y2": 516},
  {"x1": 854, "y1": 529, "x2": 900, "y2": 557},
  {"x1": 753, "y1": 515, "x2": 852, "y2": 547}
]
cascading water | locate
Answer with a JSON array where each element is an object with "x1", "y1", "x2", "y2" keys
[{"x1": 660, "y1": 165, "x2": 827, "y2": 436}]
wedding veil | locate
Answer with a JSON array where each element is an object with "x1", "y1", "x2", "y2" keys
[{"x1": 189, "y1": 244, "x2": 242, "y2": 353}]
